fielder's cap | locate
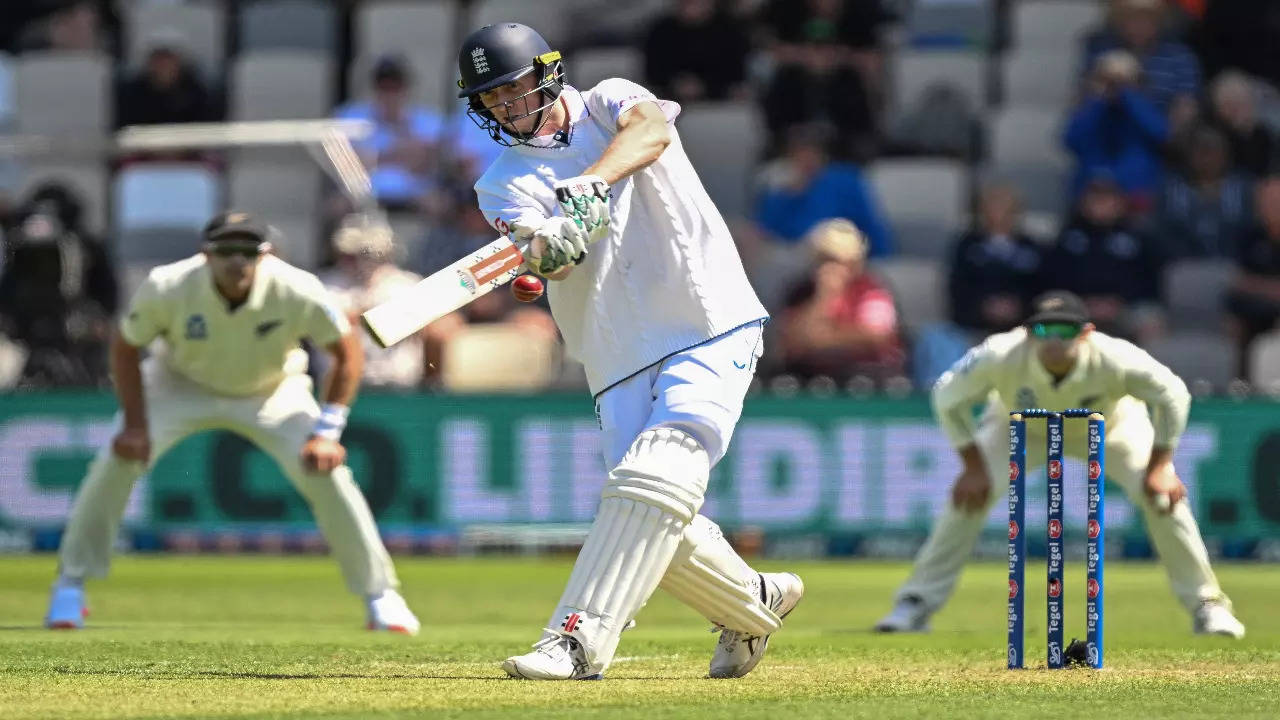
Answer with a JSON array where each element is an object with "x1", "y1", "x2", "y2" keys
[
  {"x1": 373, "y1": 56, "x2": 409, "y2": 84},
  {"x1": 203, "y1": 211, "x2": 270, "y2": 245},
  {"x1": 1026, "y1": 290, "x2": 1089, "y2": 326}
]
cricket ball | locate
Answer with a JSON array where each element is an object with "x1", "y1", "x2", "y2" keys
[{"x1": 512, "y1": 274, "x2": 544, "y2": 303}]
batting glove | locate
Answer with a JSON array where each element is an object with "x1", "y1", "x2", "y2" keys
[
  {"x1": 527, "y1": 216, "x2": 589, "y2": 276},
  {"x1": 554, "y1": 175, "x2": 611, "y2": 244}
]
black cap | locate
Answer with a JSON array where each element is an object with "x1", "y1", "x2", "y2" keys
[
  {"x1": 1026, "y1": 290, "x2": 1089, "y2": 325},
  {"x1": 203, "y1": 211, "x2": 270, "y2": 245},
  {"x1": 373, "y1": 56, "x2": 408, "y2": 85}
]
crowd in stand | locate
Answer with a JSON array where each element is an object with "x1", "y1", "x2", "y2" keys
[{"x1": 1, "y1": 0, "x2": 1279, "y2": 395}]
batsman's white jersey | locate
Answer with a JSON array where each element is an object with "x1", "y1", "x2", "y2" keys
[
  {"x1": 58, "y1": 253, "x2": 399, "y2": 597},
  {"x1": 474, "y1": 78, "x2": 767, "y2": 395},
  {"x1": 893, "y1": 327, "x2": 1230, "y2": 616}
]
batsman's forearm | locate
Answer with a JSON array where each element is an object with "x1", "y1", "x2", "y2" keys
[
  {"x1": 109, "y1": 331, "x2": 147, "y2": 429},
  {"x1": 322, "y1": 333, "x2": 364, "y2": 406},
  {"x1": 586, "y1": 106, "x2": 671, "y2": 185},
  {"x1": 1146, "y1": 446, "x2": 1174, "y2": 473}
]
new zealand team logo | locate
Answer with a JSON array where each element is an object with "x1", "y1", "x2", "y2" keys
[
  {"x1": 1009, "y1": 520, "x2": 1020, "y2": 540},
  {"x1": 1087, "y1": 578, "x2": 1100, "y2": 599},
  {"x1": 184, "y1": 314, "x2": 207, "y2": 340},
  {"x1": 1048, "y1": 519, "x2": 1062, "y2": 539},
  {"x1": 1048, "y1": 459, "x2": 1063, "y2": 480},
  {"x1": 1088, "y1": 519, "x2": 1101, "y2": 539},
  {"x1": 1048, "y1": 578, "x2": 1062, "y2": 598},
  {"x1": 1088, "y1": 460, "x2": 1102, "y2": 480}
]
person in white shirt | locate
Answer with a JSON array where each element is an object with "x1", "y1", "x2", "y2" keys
[
  {"x1": 45, "y1": 212, "x2": 418, "y2": 635},
  {"x1": 320, "y1": 216, "x2": 425, "y2": 389},
  {"x1": 457, "y1": 22, "x2": 803, "y2": 680},
  {"x1": 874, "y1": 290, "x2": 1245, "y2": 638}
]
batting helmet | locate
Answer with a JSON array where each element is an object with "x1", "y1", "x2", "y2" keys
[{"x1": 456, "y1": 23, "x2": 565, "y2": 146}]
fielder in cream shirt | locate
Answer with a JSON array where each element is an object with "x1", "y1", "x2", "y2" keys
[
  {"x1": 45, "y1": 212, "x2": 418, "y2": 635},
  {"x1": 875, "y1": 290, "x2": 1245, "y2": 638}
]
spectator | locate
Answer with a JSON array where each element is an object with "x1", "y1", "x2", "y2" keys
[
  {"x1": 747, "y1": 124, "x2": 893, "y2": 312},
  {"x1": 756, "y1": 0, "x2": 890, "y2": 157},
  {"x1": 334, "y1": 57, "x2": 444, "y2": 212},
  {"x1": 1207, "y1": 71, "x2": 1277, "y2": 177},
  {"x1": 0, "y1": 183, "x2": 118, "y2": 388},
  {"x1": 1157, "y1": 124, "x2": 1253, "y2": 259},
  {"x1": 643, "y1": 0, "x2": 751, "y2": 103},
  {"x1": 115, "y1": 30, "x2": 218, "y2": 128},
  {"x1": 1226, "y1": 178, "x2": 1280, "y2": 370},
  {"x1": 948, "y1": 184, "x2": 1045, "y2": 335},
  {"x1": 778, "y1": 218, "x2": 904, "y2": 383},
  {"x1": 1084, "y1": 0, "x2": 1201, "y2": 127},
  {"x1": 319, "y1": 216, "x2": 426, "y2": 389},
  {"x1": 15, "y1": 1, "x2": 111, "y2": 54},
  {"x1": 1064, "y1": 49, "x2": 1169, "y2": 210},
  {"x1": 1045, "y1": 171, "x2": 1164, "y2": 341}
]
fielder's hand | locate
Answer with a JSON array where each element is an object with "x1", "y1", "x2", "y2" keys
[
  {"x1": 951, "y1": 465, "x2": 992, "y2": 512},
  {"x1": 302, "y1": 436, "x2": 347, "y2": 473},
  {"x1": 526, "y1": 216, "x2": 589, "y2": 276},
  {"x1": 554, "y1": 175, "x2": 611, "y2": 244},
  {"x1": 1142, "y1": 460, "x2": 1185, "y2": 514},
  {"x1": 112, "y1": 426, "x2": 151, "y2": 463}
]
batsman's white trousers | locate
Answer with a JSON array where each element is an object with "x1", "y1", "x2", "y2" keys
[
  {"x1": 895, "y1": 398, "x2": 1230, "y2": 615},
  {"x1": 57, "y1": 361, "x2": 399, "y2": 596}
]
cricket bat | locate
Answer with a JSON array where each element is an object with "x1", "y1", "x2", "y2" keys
[{"x1": 361, "y1": 237, "x2": 529, "y2": 348}]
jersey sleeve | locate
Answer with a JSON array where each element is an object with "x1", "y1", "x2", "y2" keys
[
  {"x1": 118, "y1": 272, "x2": 168, "y2": 347},
  {"x1": 931, "y1": 337, "x2": 1001, "y2": 448},
  {"x1": 298, "y1": 277, "x2": 351, "y2": 347},
  {"x1": 1114, "y1": 340, "x2": 1190, "y2": 449},
  {"x1": 475, "y1": 172, "x2": 551, "y2": 240},
  {"x1": 584, "y1": 78, "x2": 681, "y2": 129}
]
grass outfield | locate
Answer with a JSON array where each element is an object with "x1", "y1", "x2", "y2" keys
[{"x1": 1, "y1": 556, "x2": 1277, "y2": 719}]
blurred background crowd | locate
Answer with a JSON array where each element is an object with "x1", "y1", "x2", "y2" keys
[{"x1": 0, "y1": 0, "x2": 1278, "y2": 398}]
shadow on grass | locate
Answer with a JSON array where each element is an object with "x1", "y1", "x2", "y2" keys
[{"x1": 49, "y1": 666, "x2": 694, "y2": 682}]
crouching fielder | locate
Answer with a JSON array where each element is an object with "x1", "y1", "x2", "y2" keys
[
  {"x1": 45, "y1": 212, "x2": 417, "y2": 635},
  {"x1": 875, "y1": 290, "x2": 1244, "y2": 638},
  {"x1": 457, "y1": 23, "x2": 803, "y2": 680}
]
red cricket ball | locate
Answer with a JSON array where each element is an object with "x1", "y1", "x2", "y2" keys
[{"x1": 512, "y1": 274, "x2": 544, "y2": 302}]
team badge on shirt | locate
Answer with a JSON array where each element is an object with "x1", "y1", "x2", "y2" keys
[
  {"x1": 185, "y1": 314, "x2": 208, "y2": 340},
  {"x1": 1015, "y1": 387, "x2": 1037, "y2": 409}
]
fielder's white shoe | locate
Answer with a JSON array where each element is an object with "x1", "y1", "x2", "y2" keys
[
  {"x1": 873, "y1": 595, "x2": 931, "y2": 633},
  {"x1": 502, "y1": 633, "x2": 603, "y2": 680},
  {"x1": 366, "y1": 589, "x2": 420, "y2": 636},
  {"x1": 1193, "y1": 601, "x2": 1245, "y2": 639},
  {"x1": 708, "y1": 572, "x2": 805, "y2": 679},
  {"x1": 45, "y1": 583, "x2": 87, "y2": 630}
]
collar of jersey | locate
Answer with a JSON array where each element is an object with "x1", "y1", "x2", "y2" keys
[
  {"x1": 513, "y1": 85, "x2": 586, "y2": 152},
  {"x1": 1028, "y1": 332, "x2": 1093, "y2": 388},
  {"x1": 200, "y1": 254, "x2": 271, "y2": 314}
]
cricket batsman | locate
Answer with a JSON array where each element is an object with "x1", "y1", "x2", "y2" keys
[
  {"x1": 44, "y1": 212, "x2": 419, "y2": 635},
  {"x1": 456, "y1": 23, "x2": 803, "y2": 679},
  {"x1": 875, "y1": 290, "x2": 1245, "y2": 638}
]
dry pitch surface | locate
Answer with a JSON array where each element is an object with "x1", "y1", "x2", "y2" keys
[{"x1": 2, "y1": 556, "x2": 1277, "y2": 719}]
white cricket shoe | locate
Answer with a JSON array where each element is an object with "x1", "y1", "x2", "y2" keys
[
  {"x1": 45, "y1": 583, "x2": 87, "y2": 630},
  {"x1": 502, "y1": 634, "x2": 603, "y2": 680},
  {"x1": 873, "y1": 595, "x2": 931, "y2": 633},
  {"x1": 366, "y1": 589, "x2": 420, "y2": 636},
  {"x1": 1193, "y1": 601, "x2": 1245, "y2": 639},
  {"x1": 708, "y1": 572, "x2": 805, "y2": 679}
]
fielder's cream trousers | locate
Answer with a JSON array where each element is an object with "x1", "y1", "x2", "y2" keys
[
  {"x1": 58, "y1": 362, "x2": 398, "y2": 596},
  {"x1": 895, "y1": 399, "x2": 1229, "y2": 615}
]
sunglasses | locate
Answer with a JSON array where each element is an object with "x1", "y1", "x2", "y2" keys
[
  {"x1": 1030, "y1": 322, "x2": 1084, "y2": 341},
  {"x1": 208, "y1": 242, "x2": 264, "y2": 259}
]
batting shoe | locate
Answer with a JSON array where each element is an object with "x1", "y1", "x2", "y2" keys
[
  {"x1": 1193, "y1": 600, "x2": 1246, "y2": 639},
  {"x1": 708, "y1": 572, "x2": 805, "y2": 679},
  {"x1": 45, "y1": 583, "x2": 87, "y2": 630},
  {"x1": 366, "y1": 589, "x2": 420, "y2": 636},
  {"x1": 873, "y1": 594, "x2": 931, "y2": 633},
  {"x1": 502, "y1": 633, "x2": 603, "y2": 680}
]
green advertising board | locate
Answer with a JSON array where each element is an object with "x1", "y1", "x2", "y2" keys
[{"x1": 1, "y1": 392, "x2": 1278, "y2": 551}]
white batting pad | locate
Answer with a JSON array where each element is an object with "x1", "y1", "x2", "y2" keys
[
  {"x1": 546, "y1": 428, "x2": 709, "y2": 670},
  {"x1": 660, "y1": 515, "x2": 782, "y2": 636}
]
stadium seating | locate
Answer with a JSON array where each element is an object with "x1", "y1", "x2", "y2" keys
[
  {"x1": 228, "y1": 155, "x2": 322, "y2": 226},
  {"x1": 469, "y1": 1, "x2": 575, "y2": 50},
  {"x1": 15, "y1": 52, "x2": 111, "y2": 133},
  {"x1": 891, "y1": 50, "x2": 988, "y2": 116},
  {"x1": 979, "y1": 162, "x2": 1071, "y2": 220},
  {"x1": 676, "y1": 102, "x2": 763, "y2": 220},
  {"x1": 989, "y1": 106, "x2": 1071, "y2": 171},
  {"x1": 1001, "y1": 48, "x2": 1079, "y2": 108},
  {"x1": 1163, "y1": 260, "x2": 1237, "y2": 331},
  {"x1": 124, "y1": 1, "x2": 226, "y2": 81},
  {"x1": 1145, "y1": 331, "x2": 1240, "y2": 392},
  {"x1": 239, "y1": 0, "x2": 338, "y2": 54},
  {"x1": 355, "y1": 1, "x2": 457, "y2": 61},
  {"x1": 1011, "y1": 0, "x2": 1105, "y2": 53},
  {"x1": 346, "y1": 52, "x2": 453, "y2": 111},
  {"x1": 869, "y1": 159, "x2": 969, "y2": 240},
  {"x1": 870, "y1": 257, "x2": 946, "y2": 331},
  {"x1": 114, "y1": 163, "x2": 220, "y2": 263},
  {"x1": 1248, "y1": 331, "x2": 1280, "y2": 392},
  {"x1": 0, "y1": 52, "x2": 14, "y2": 129},
  {"x1": 231, "y1": 51, "x2": 334, "y2": 120},
  {"x1": 567, "y1": 47, "x2": 643, "y2": 92},
  {"x1": 906, "y1": 0, "x2": 995, "y2": 49}
]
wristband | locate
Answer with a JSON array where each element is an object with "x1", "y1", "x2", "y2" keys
[{"x1": 313, "y1": 403, "x2": 350, "y2": 442}]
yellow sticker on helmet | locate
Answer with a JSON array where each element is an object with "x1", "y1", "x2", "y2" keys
[{"x1": 537, "y1": 51, "x2": 562, "y2": 64}]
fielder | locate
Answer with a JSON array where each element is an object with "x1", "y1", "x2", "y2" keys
[
  {"x1": 875, "y1": 290, "x2": 1244, "y2": 638},
  {"x1": 456, "y1": 22, "x2": 803, "y2": 680},
  {"x1": 45, "y1": 212, "x2": 419, "y2": 635}
]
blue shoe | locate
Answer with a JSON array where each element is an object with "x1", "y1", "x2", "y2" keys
[{"x1": 45, "y1": 583, "x2": 86, "y2": 629}]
